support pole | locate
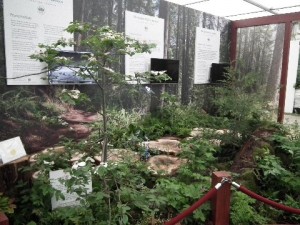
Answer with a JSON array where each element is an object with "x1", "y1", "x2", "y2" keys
[
  {"x1": 0, "y1": 213, "x2": 9, "y2": 225},
  {"x1": 211, "y1": 171, "x2": 231, "y2": 225},
  {"x1": 277, "y1": 21, "x2": 292, "y2": 123}
]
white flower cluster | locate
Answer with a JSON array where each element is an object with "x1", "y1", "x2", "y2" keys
[
  {"x1": 43, "y1": 160, "x2": 54, "y2": 165},
  {"x1": 55, "y1": 56, "x2": 69, "y2": 62},
  {"x1": 62, "y1": 89, "x2": 81, "y2": 99},
  {"x1": 72, "y1": 157, "x2": 95, "y2": 170},
  {"x1": 88, "y1": 56, "x2": 97, "y2": 63},
  {"x1": 101, "y1": 29, "x2": 124, "y2": 41},
  {"x1": 103, "y1": 67, "x2": 115, "y2": 73},
  {"x1": 151, "y1": 70, "x2": 167, "y2": 76},
  {"x1": 69, "y1": 90, "x2": 80, "y2": 99},
  {"x1": 126, "y1": 46, "x2": 136, "y2": 53}
]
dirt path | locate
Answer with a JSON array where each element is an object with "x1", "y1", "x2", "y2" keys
[{"x1": 0, "y1": 109, "x2": 98, "y2": 154}]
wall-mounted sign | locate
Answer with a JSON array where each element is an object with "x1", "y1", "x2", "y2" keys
[
  {"x1": 3, "y1": 0, "x2": 73, "y2": 85},
  {"x1": 125, "y1": 10, "x2": 164, "y2": 83},
  {"x1": 194, "y1": 27, "x2": 220, "y2": 84},
  {"x1": 0, "y1": 136, "x2": 27, "y2": 164}
]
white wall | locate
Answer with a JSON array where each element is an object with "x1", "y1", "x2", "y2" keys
[{"x1": 285, "y1": 40, "x2": 300, "y2": 113}]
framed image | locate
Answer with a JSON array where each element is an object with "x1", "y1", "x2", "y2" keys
[{"x1": 48, "y1": 51, "x2": 96, "y2": 85}]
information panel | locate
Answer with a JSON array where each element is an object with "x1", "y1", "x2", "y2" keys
[
  {"x1": 50, "y1": 169, "x2": 92, "y2": 210},
  {"x1": 3, "y1": 0, "x2": 73, "y2": 85},
  {"x1": 194, "y1": 27, "x2": 220, "y2": 84},
  {"x1": 0, "y1": 136, "x2": 27, "y2": 164},
  {"x1": 125, "y1": 11, "x2": 164, "y2": 83}
]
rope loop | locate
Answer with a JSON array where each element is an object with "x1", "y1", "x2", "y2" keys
[{"x1": 164, "y1": 177, "x2": 300, "y2": 225}]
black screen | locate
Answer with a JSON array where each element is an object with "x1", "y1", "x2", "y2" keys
[
  {"x1": 150, "y1": 58, "x2": 179, "y2": 83},
  {"x1": 210, "y1": 63, "x2": 230, "y2": 83}
]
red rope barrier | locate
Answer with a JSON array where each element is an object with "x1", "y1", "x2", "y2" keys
[
  {"x1": 164, "y1": 187, "x2": 218, "y2": 225},
  {"x1": 238, "y1": 185, "x2": 300, "y2": 215}
]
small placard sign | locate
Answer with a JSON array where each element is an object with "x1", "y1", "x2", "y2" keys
[
  {"x1": 50, "y1": 169, "x2": 92, "y2": 210},
  {"x1": 0, "y1": 136, "x2": 27, "y2": 164}
]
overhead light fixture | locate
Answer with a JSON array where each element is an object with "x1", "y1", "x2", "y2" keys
[{"x1": 184, "y1": 0, "x2": 210, "y2": 6}]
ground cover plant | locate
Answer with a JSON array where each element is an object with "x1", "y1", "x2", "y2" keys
[{"x1": 6, "y1": 102, "x2": 300, "y2": 224}]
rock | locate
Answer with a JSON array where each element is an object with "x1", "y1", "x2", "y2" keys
[
  {"x1": 143, "y1": 138, "x2": 181, "y2": 156},
  {"x1": 190, "y1": 127, "x2": 230, "y2": 138},
  {"x1": 94, "y1": 149, "x2": 139, "y2": 164},
  {"x1": 29, "y1": 146, "x2": 65, "y2": 165},
  {"x1": 147, "y1": 155, "x2": 186, "y2": 176}
]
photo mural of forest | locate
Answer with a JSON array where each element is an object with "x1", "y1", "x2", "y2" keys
[
  {"x1": 236, "y1": 24, "x2": 285, "y2": 103},
  {"x1": 0, "y1": 0, "x2": 230, "y2": 108}
]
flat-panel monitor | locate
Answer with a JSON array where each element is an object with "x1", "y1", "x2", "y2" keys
[
  {"x1": 150, "y1": 58, "x2": 179, "y2": 83},
  {"x1": 48, "y1": 50, "x2": 96, "y2": 85},
  {"x1": 210, "y1": 63, "x2": 230, "y2": 83}
]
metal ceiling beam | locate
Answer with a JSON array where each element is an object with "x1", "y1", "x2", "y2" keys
[
  {"x1": 226, "y1": 5, "x2": 300, "y2": 19},
  {"x1": 183, "y1": 0, "x2": 209, "y2": 6},
  {"x1": 243, "y1": 0, "x2": 278, "y2": 15}
]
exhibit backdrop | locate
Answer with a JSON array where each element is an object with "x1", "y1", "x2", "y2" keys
[{"x1": 0, "y1": 0, "x2": 231, "y2": 105}]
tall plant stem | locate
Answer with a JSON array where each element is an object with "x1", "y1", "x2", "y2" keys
[{"x1": 100, "y1": 60, "x2": 108, "y2": 163}]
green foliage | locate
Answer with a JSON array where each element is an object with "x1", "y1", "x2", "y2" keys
[
  {"x1": 104, "y1": 108, "x2": 144, "y2": 149},
  {"x1": 179, "y1": 138, "x2": 218, "y2": 181},
  {"x1": 251, "y1": 128, "x2": 300, "y2": 223},
  {"x1": 231, "y1": 192, "x2": 268, "y2": 225},
  {"x1": 148, "y1": 138, "x2": 218, "y2": 224},
  {"x1": 139, "y1": 93, "x2": 214, "y2": 139},
  {"x1": 282, "y1": 195, "x2": 300, "y2": 223},
  {"x1": 31, "y1": 22, "x2": 157, "y2": 162},
  {"x1": 259, "y1": 126, "x2": 300, "y2": 205},
  {"x1": 0, "y1": 89, "x2": 39, "y2": 118},
  {"x1": 155, "y1": 178, "x2": 211, "y2": 224},
  {"x1": 58, "y1": 88, "x2": 91, "y2": 108},
  {"x1": 0, "y1": 193, "x2": 15, "y2": 214},
  {"x1": 10, "y1": 122, "x2": 223, "y2": 225},
  {"x1": 212, "y1": 69, "x2": 274, "y2": 145},
  {"x1": 256, "y1": 155, "x2": 290, "y2": 188},
  {"x1": 0, "y1": 86, "x2": 69, "y2": 128}
]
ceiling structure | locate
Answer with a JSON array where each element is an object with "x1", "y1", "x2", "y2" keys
[{"x1": 165, "y1": 0, "x2": 300, "y2": 20}]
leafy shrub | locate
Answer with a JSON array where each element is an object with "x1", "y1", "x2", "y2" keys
[
  {"x1": 231, "y1": 191, "x2": 268, "y2": 225},
  {"x1": 0, "y1": 193, "x2": 15, "y2": 214},
  {"x1": 0, "y1": 89, "x2": 40, "y2": 118},
  {"x1": 139, "y1": 93, "x2": 219, "y2": 140},
  {"x1": 212, "y1": 69, "x2": 274, "y2": 145}
]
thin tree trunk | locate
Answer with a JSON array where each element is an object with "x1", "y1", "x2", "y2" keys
[
  {"x1": 150, "y1": 0, "x2": 168, "y2": 113},
  {"x1": 108, "y1": 0, "x2": 113, "y2": 27},
  {"x1": 175, "y1": 5, "x2": 180, "y2": 59},
  {"x1": 181, "y1": 7, "x2": 188, "y2": 105},
  {"x1": 266, "y1": 24, "x2": 285, "y2": 101}
]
